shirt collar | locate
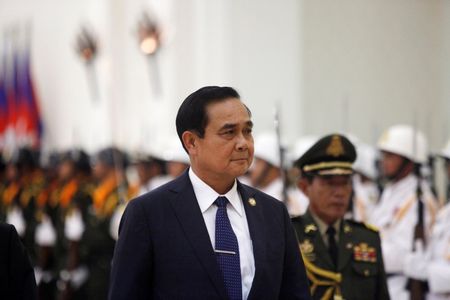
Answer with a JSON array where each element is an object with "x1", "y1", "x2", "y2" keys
[
  {"x1": 309, "y1": 210, "x2": 341, "y2": 236},
  {"x1": 189, "y1": 168, "x2": 243, "y2": 216}
]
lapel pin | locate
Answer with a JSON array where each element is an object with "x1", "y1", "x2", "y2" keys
[
  {"x1": 346, "y1": 243, "x2": 353, "y2": 249},
  {"x1": 248, "y1": 198, "x2": 256, "y2": 206}
]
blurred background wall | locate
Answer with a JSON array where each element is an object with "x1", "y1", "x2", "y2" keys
[{"x1": 0, "y1": 0, "x2": 449, "y2": 155}]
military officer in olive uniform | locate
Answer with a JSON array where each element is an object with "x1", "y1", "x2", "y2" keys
[{"x1": 291, "y1": 134, "x2": 390, "y2": 300}]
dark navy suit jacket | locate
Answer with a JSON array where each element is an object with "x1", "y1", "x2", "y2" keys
[
  {"x1": 108, "y1": 171, "x2": 311, "y2": 299},
  {"x1": 0, "y1": 222, "x2": 37, "y2": 300}
]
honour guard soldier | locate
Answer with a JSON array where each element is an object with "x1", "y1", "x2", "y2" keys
[
  {"x1": 249, "y1": 133, "x2": 285, "y2": 199},
  {"x1": 350, "y1": 142, "x2": 380, "y2": 222},
  {"x1": 291, "y1": 134, "x2": 390, "y2": 300},
  {"x1": 369, "y1": 125, "x2": 437, "y2": 300},
  {"x1": 403, "y1": 139, "x2": 450, "y2": 299},
  {"x1": 56, "y1": 149, "x2": 94, "y2": 299},
  {"x1": 82, "y1": 147, "x2": 129, "y2": 299},
  {"x1": 249, "y1": 132, "x2": 303, "y2": 216}
]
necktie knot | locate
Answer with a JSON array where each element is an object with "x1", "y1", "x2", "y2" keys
[
  {"x1": 326, "y1": 226, "x2": 336, "y2": 236},
  {"x1": 215, "y1": 196, "x2": 229, "y2": 208}
]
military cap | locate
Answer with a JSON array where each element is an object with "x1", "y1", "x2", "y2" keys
[
  {"x1": 130, "y1": 152, "x2": 158, "y2": 165},
  {"x1": 61, "y1": 149, "x2": 91, "y2": 173},
  {"x1": 7, "y1": 147, "x2": 37, "y2": 169},
  {"x1": 294, "y1": 133, "x2": 357, "y2": 175},
  {"x1": 92, "y1": 147, "x2": 129, "y2": 170}
]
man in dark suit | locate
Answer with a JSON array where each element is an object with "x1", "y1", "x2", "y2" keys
[
  {"x1": 0, "y1": 222, "x2": 37, "y2": 299},
  {"x1": 109, "y1": 86, "x2": 311, "y2": 299},
  {"x1": 291, "y1": 134, "x2": 390, "y2": 300}
]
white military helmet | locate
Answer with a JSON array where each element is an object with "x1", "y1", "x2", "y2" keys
[
  {"x1": 254, "y1": 132, "x2": 282, "y2": 167},
  {"x1": 163, "y1": 136, "x2": 190, "y2": 164},
  {"x1": 377, "y1": 124, "x2": 428, "y2": 164},
  {"x1": 290, "y1": 135, "x2": 319, "y2": 165},
  {"x1": 441, "y1": 139, "x2": 450, "y2": 160},
  {"x1": 353, "y1": 143, "x2": 379, "y2": 180}
]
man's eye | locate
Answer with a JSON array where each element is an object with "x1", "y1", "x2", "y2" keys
[{"x1": 244, "y1": 128, "x2": 253, "y2": 135}]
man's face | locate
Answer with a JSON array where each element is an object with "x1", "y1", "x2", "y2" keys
[
  {"x1": 189, "y1": 98, "x2": 254, "y2": 183},
  {"x1": 58, "y1": 160, "x2": 75, "y2": 182},
  {"x1": 301, "y1": 175, "x2": 352, "y2": 224},
  {"x1": 380, "y1": 151, "x2": 404, "y2": 178},
  {"x1": 136, "y1": 162, "x2": 153, "y2": 183},
  {"x1": 93, "y1": 162, "x2": 109, "y2": 181}
]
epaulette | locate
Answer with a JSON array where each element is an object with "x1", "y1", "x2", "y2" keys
[
  {"x1": 345, "y1": 219, "x2": 379, "y2": 232},
  {"x1": 363, "y1": 222, "x2": 379, "y2": 232}
]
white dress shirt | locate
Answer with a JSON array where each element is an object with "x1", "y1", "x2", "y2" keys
[{"x1": 189, "y1": 168, "x2": 255, "y2": 300}]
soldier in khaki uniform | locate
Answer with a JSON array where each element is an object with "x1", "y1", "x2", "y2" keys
[
  {"x1": 291, "y1": 134, "x2": 390, "y2": 300},
  {"x1": 81, "y1": 147, "x2": 129, "y2": 299}
]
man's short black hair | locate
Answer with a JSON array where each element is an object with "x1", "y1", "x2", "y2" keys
[{"x1": 176, "y1": 86, "x2": 250, "y2": 151}]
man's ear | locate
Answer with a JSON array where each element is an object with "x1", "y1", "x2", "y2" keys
[
  {"x1": 182, "y1": 131, "x2": 198, "y2": 155},
  {"x1": 297, "y1": 176, "x2": 310, "y2": 196}
]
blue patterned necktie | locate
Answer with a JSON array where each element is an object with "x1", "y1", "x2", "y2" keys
[{"x1": 214, "y1": 196, "x2": 242, "y2": 300}]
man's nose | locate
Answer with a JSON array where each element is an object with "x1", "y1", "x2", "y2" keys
[
  {"x1": 332, "y1": 183, "x2": 350, "y2": 196},
  {"x1": 236, "y1": 133, "x2": 250, "y2": 151}
]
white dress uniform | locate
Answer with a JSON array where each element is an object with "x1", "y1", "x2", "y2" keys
[
  {"x1": 286, "y1": 186, "x2": 309, "y2": 217},
  {"x1": 404, "y1": 203, "x2": 450, "y2": 300},
  {"x1": 352, "y1": 174, "x2": 379, "y2": 222},
  {"x1": 258, "y1": 177, "x2": 283, "y2": 200},
  {"x1": 369, "y1": 173, "x2": 438, "y2": 300},
  {"x1": 258, "y1": 177, "x2": 309, "y2": 217}
]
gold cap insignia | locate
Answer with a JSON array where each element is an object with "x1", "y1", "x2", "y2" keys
[
  {"x1": 248, "y1": 198, "x2": 256, "y2": 206},
  {"x1": 305, "y1": 224, "x2": 318, "y2": 234},
  {"x1": 326, "y1": 135, "x2": 345, "y2": 157}
]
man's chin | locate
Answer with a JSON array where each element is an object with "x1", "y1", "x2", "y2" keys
[{"x1": 231, "y1": 164, "x2": 250, "y2": 177}]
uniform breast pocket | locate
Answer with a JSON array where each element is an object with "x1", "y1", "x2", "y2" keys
[
  {"x1": 352, "y1": 262, "x2": 378, "y2": 278},
  {"x1": 349, "y1": 262, "x2": 378, "y2": 299}
]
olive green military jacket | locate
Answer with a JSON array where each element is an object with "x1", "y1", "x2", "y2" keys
[{"x1": 292, "y1": 211, "x2": 390, "y2": 300}]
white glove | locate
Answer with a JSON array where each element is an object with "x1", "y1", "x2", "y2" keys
[
  {"x1": 403, "y1": 240, "x2": 428, "y2": 281},
  {"x1": 35, "y1": 214, "x2": 57, "y2": 246},
  {"x1": 6, "y1": 206, "x2": 26, "y2": 237},
  {"x1": 34, "y1": 267, "x2": 42, "y2": 285},
  {"x1": 109, "y1": 205, "x2": 125, "y2": 241},
  {"x1": 65, "y1": 209, "x2": 85, "y2": 241},
  {"x1": 60, "y1": 266, "x2": 89, "y2": 289},
  {"x1": 70, "y1": 266, "x2": 89, "y2": 289}
]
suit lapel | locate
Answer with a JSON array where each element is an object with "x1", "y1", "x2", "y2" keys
[
  {"x1": 337, "y1": 220, "x2": 353, "y2": 271},
  {"x1": 168, "y1": 171, "x2": 228, "y2": 300},
  {"x1": 238, "y1": 182, "x2": 266, "y2": 299}
]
